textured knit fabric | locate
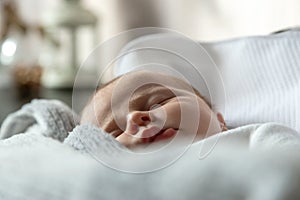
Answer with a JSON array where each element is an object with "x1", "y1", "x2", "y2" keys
[
  {"x1": 64, "y1": 124, "x2": 128, "y2": 154},
  {"x1": 0, "y1": 99, "x2": 80, "y2": 142},
  {"x1": 1, "y1": 99, "x2": 300, "y2": 199},
  {"x1": 1, "y1": 120, "x2": 300, "y2": 200},
  {"x1": 203, "y1": 30, "x2": 300, "y2": 131}
]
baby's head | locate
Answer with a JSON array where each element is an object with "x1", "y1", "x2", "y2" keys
[{"x1": 81, "y1": 70, "x2": 226, "y2": 149}]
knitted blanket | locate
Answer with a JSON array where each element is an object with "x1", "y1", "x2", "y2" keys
[{"x1": 1, "y1": 99, "x2": 300, "y2": 200}]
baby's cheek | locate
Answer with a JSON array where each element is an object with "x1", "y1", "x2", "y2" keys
[
  {"x1": 116, "y1": 133, "x2": 139, "y2": 148},
  {"x1": 80, "y1": 109, "x2": 97, "y2": 126},
  {"x1": 178, "y1": 101, "x2": 200, "y2": 127}
]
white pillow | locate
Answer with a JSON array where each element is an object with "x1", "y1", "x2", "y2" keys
[{"x1": 113, "y1": 30, "x2": 300, "y2": 132}]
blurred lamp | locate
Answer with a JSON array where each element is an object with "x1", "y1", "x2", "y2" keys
[{"x1": 42, "y1": 0, "x2": 98, "y2": 88}]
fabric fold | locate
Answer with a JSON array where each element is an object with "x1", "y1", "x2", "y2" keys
[
  {"x1": 0, "y1": 99, "x2": 80, "y2": 142},
  {"x1": 64, "y1": 124, "x2": 128, "y2": 155}
]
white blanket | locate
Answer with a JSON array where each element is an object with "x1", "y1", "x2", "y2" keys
[{"x1": 1, "y1": 99, "x2": 300, "y2": 199}]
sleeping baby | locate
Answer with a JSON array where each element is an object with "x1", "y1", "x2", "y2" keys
[
  {"x1": 80, "y1": 70, "x2": 228, "y2": 149},
  {"x1": 1, "y1": 70, "x2": 299, "y2": 154}
]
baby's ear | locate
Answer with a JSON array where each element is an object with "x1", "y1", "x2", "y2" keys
[
  {"x1": 216, "y1": 112, "x2": 227, "y2": 131},
  {"x1": 216, "y1": 112, "x2": 225, "y2": 123}
]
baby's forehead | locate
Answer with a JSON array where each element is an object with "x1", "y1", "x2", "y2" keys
[
  {"x1": 118, "y1": 72, "x2": 191, "y2": 90},
  {"x1": 128, "y1": 71, "x2": 190, "y2": 86},
  {"x1": 97, "y1": 72, "x2": 198, "y2": 103}
]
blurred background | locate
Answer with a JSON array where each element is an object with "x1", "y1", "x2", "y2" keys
[{"x1": 0, "y1": 0, "x2": 300, "y2": 123}]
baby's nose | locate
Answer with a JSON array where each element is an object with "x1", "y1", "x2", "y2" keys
[
  {"x1": 129, "y1": 111, "x2": 151, "y2": 126},
  {"x1": 125, "y1": 111, "x2": 152, "y2": 134}
]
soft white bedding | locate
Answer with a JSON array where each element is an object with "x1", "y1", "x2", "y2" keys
[
  {"x1": 1, "y1": 99, "x2": 300, "y2": 199},
  {"x1": 2, "y1": 131, "x2": 300, "y2": 200}
]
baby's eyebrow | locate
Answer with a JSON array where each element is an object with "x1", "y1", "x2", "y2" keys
[
  {"x1": 129, "y1": 85, "x2": 175, "y2": 109},
  {"x1": 129, "y1": 91, "x2": 152, "y2": 110}
]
